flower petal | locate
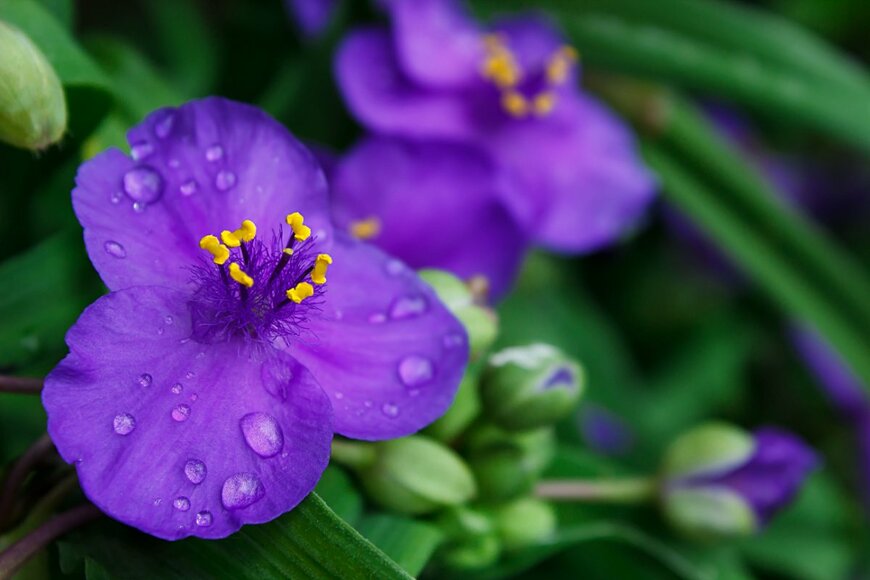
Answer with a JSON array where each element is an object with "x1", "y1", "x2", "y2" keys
[
  {"x1": 383, "y1": 0, "x2": 483, "y2": 88},
  {"x1": 335, "y1": 28, "x2": 480, "y2": 140},
  {"x1": 287, "y1": 233, "x2": 468, "y2": 440},
  {"x1": 485, "y1": 93, "x2": 657, "y2": 252},
  {"x1": 43, "y1": 286, "x2": 333, "y2": 540},
  {"x1": 285, "y1": 0, "x2": 339, "y2": 37},
  {"x1": 75, "y1": 97, "x2": 332, "y2": 292},
  {"x1": 331, "y1": 137, "x2": 527, "y2": 299}
]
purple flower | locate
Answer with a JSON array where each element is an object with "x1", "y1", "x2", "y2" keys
[
  {"x1": 329, "y1": 137, "x2": 527, "y2": 300},
  {"x1": 285, "y1": 0, "x2": 338, "y2": 37},
  {"x1": 334, "y1": 0, "x2": 656, "y2": 254},
  {"x1": 41, "y1": 97, "x2": 468, "y2": 540},
  {"x1": 577, "y1": 404, "x2": 634, "y2": 457}
]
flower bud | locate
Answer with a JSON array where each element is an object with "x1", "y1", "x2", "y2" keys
[
  {"x1": 425, "y1": 367, "x2": 481, "y2": 442},
  {"x1": 468, "y1": 426, "x2": 556, "y2": 502},
  {"x1": 358, "y1": 435, "x2": 476, "y2": 515},
  {"x1": 660, "y1": 423, "x2": 817, "y2": 540},
  {"x1": 480, "y1": 344, "x2": 584, "y2": 432},
  {"x1": 419, "y1": 269, "x2": 498, "y2": 359},
  {"x1": 437, "y1": 506, "x2": 501, "y2": 570},
  {"x1": 489, "y1": 497, "x2": 556, "y2": 550},
  {"x1": 440, "y1": 533, "x2": 501, "y2": 571},
  {"x1": 0, "y1": 20, "x2": 66, "y2": 150}
]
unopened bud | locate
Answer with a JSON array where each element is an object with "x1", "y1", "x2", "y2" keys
[
  {"x1": 425, "y1": 366, "x2": 481, "y2": 442},
  {"x1": 490, "y1": 497, "x2": 556, "y2": 550},
  {"x1": 468, "y1": 426, "x2": 556, "y2": 502}
]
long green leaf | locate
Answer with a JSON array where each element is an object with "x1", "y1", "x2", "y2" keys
[{"x1": 357, "y1": 514, "x2": 444, "y2": 577}]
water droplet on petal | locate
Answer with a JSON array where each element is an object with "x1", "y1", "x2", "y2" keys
[
  {"x1": 154, "y1": 111, "x2": 175, "y2": 138},
  {"x1": 185, "y1": 371, "x2": 195, "y2": 379},
  {"x1": 398, "y1": 355, "x2": 435, "y2": 388},
  {"x1": 385, "y1": 259, "x2": 405, "y2": 276},
  {"x1": 195, "y1": 511, "x2": 213, "y2": 527},
  {"x1": 443, "y1": 333, "x2": 466, "y2": 349},
  {"x1": 132, "y1": 201, "x2": 146, "y2": 213},
  {"x1": 180, "y1": 179, "x2": 198, "y2": 196},
  {"x1": 172, "y1": 404, "x2": 191, "y2": 422},
  {"x1": 130, "y1": 142, "x2": 153, "y2": 161},
  {"x1": 240, "y1": 413, "x2": 283, "y2": 457},
  {"x1": 215, "y1": 170, "x2": 236, "y2": 191},
  {"x1": 168, "y1": 158, "x2": 181, "y2": 169},
  {"x1": 205, "y1": 145, "x2": 224, "y2": 161},
  {"x1": 153, "y1": 498, "x2": 163, "y2": 507},
  {"x1": 104, "y1": 241, "x2": 126, "y2": 259},
  {"x1": 110, "y1": 190, "x2": 124, "y2": 204},
  {"x1": 137, "y1": 373, "x2": 153, "y2": 388},
  {"x1": 123, "y1": 167, "x2": 164, "y2": 204},
  {"x1": 381, "y1": 403, "x2": 399, "y2": 418},
  {"x1": 173, "y1": 497, "x2": 191, "y2": 511},
  {"x1": 221, "y1": 473, "x2": 265, "y2": 510},
  {"x1": 334, "y1": 392, "x2": 344, "y2": 400},
  {"x1": 113, "y1": 413, "x2": 136, "y2": 435},
  {"x1": 164, "y1": 315, "x2": 174, "y2": 325},
  {"x1": 389, "y1": 295, "x2": 428, "y2": 320},
  {"x1": 368, "y1": 313, "x2": 386, "y2": 324},
  {"x1": 171, "y1": 383, "x2": 183, "y2": 395},
  {"x1": 363, "y1": 400, "x2": 373, "y2": 408},
  {"x1": 184, "y1": 459, "x2": 207, "y2": 484}
]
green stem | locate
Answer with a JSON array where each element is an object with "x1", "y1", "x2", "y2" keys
[
  {"x1": 0, "y1": 375, "x2": 43, "y2": 395},
  {"x1": 330, "y1": 440, "x2": 377, "y2": 470},
  {"x1": 535, "y1": 478, "x2": 656, "y2": 503}
]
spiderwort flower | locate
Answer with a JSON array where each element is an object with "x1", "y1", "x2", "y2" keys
[
  {"x1": 335, "y1": 0, "x2": 656, "y2": 254},
  {"x1": 661, "y1": 423, "x2": 817, "y2": 539},
  {"x1": 42, "y1": 97, "x2": 468, "y2": 540},
  {"x1": 284, "y1": 0, "x2": 339, "y2": 37}
]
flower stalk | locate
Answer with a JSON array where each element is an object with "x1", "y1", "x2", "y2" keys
[
  {"x1": 0, "y1": 434, "x2": 55, "y2": 531},
  {"x1": 535, "y1": 477, "x2": 657, "y2": 503},
  {"x1": 0, "y1": 376, "x2": 43, "y2": 395}
]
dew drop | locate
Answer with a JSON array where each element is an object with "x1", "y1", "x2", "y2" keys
[
  {"x1": 173, "y1": 496, "x2": 191, "y2": 511},
  {"x1": 104, "y1": 241, "x2": 127, "y2": 259},
  {"x1": 389, "y1": 295, "x2": 428, "y2": 320},
  {"x1": 381, "y1": 403, "x2": 399, "y2": 418},
  {"x1": 164, "y1": 315, "x2": 174, "y2": 325},
  {"x1": 130, "y1": 141, "x2": 153, "y2": 161},
  {"x1": 205, "y1": 145, "x2": 224, "y2": 162},
  {"x1": 123, "y1": 167, "x2": 164, "y2": 204},
  {"x1": 363, "y1": 400, "x2": 373, "y2": 408},
  {"x1": 184, "y1": 459, "x2": 207, "y2": 484},
  {"x1": 171, "y1": 383, "x2": 183, "y2": 395},
  {"x1": 180, "y1": 179, "x2": 198, "y2": 196},
  {"x1": 221, "y1": 473, "x2": 265, "y2": 510},
  {"x1": 168, "y1": 158, "x2": 181, "y2": 169},
  {"x1": 113, "y1": 413, "x2": 136, "y2": 435},
  {"x1": 215, "y1": 170, "x2": 237, "y2": 191},
  {"x1": 132, "y1": 201, "x2": 147, "y2": 213},
  {"x1": 185, "y1": 371, "x2": 196, "y2": 379},
  {"x1": 137, "y1": 373, "x2": 153, "y2": 388},
  {"x1": 153, "y1": 498, "x2": 163, "y2": 507},
  {"x1": 334, "y1": 392, "x2": 344, "y2": 400},
  {"x1": 154, "y1": 111, "x2": 175, "y2": 138},
  {"x1": 195, "y1": 511, "x2": 213, "y2": 527},
  {"x1": 172, "y1": 404, "x2": 191, "y2": 422},
  {"x1": 240, "y1": 413, "x2": 283, "y2": 457},
  {"x1": 368, "y1": 313, "x2": 386, "y2": 324},
  {"x1": 398, "y1": 355, "x2": 435, "y2": 388},
  {"x1": 385, "y1": 259, "x2": 405, "y2": 276},
  {"x1": 110, "y1": 190, "x2": 124, "y2": 204},
  {"x1": 443, "y1": 333, "x2": 465, "y2": 349}
]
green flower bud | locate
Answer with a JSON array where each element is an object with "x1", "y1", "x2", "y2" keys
[
  {"x1": 425, "y1": 365, "x2": 481, "y2": 442},
  {"x1": 358, "y1": 435, "x2": 476, "y2": 515},
  {"x1": 480, "y1": 344, "x2": 584, "y2": 432},
  {"x1": 440, "y1": 533, "x2": 501, "y2": 571},
  {"x1": 490, "y1": 497, "x2": 556, "y2": 550},
  {"x1": 437, "y1": 505, "x2": 494, "y2": 541},
  {"x1": 660, "y1": 423, "x2": 754, "y2": 481},
  {"x1": 419, "y1": 269, "x2": 498, "y2": 359},
  {"x1": 0, "y1": 20, "x2": 66, "y2": 150},
  {"x1": 468, "y1": 427, "x2": 556, "y2": 502},
  {"x1": 663, "y1": 487, "x2": 756, "y2": 540}
]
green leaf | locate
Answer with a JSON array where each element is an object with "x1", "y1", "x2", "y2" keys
[
  {"x1": 357, "y1": 514, "x2": 444, "y2": 577},
  {"x1": 314, "y1": 465, "x2": 363, "y2": 524},
  {"x1": 65, "y1": 493, "x2": 412, "y2": 580}
]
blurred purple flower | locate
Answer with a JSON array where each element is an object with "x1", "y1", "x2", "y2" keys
[
  {"x1": 577, "y1": 404, "x2": 634, "y2": 456},
  {"x1": 333, "y1": 0, "x2": 655, "y2": 255},
  {"x1": 42, "y1": 97, "x2": 468, "y2": 540},
  {"x1": 285, "y1": 0, "x2": 338, "y2": 37}
]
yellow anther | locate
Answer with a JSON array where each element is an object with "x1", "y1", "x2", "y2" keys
[
  {"x1": 286, "y1": 282, "x2": 314, "y2": 304},
  {"x1": 286, "y1": 212, "x2": 311, "y2": 241},
  {"x1": 546, "y1": 46, "x2": 579, "y2": 85},
  {"x1": 532, "y1": 92, "x2": 557, "y2": 116},
  {"x1": 481, "y1": 34, "x2": 521, "y2": 89},
  {"x1": 349, "y1": 217, "x2": 381, "y2": 240},
  {"x1": 311, "y1": 253, "x2": 333, "y2": 285},
  {"x1": 220, "y1": 219, "x2": 257, "y2": 248},
  {"x1": 199, "y1": 234, "x2": 230, "y2": 265},
  {"x1": 502, "y1": 91, "x2": 529, "y2": 117},
  {"x1": 221, "y1": 230, "x2": 241, "y2": 248},
  {"x1": 283, "y1": 248, "x2": 294, "y2": 256},
  {"x1": 228, "y1": 262, "x2": 254, "y2": 288}
]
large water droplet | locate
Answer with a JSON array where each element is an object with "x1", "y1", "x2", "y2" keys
[
  {"x1": 130, "y1": 142, "x2": 153, "y2": 161},
  {"x1": 172, "y1": 404, "x2": 191, "y2": 422},
  {"x1": 381, "y1": 403, "x2": 399, "y2": 418},
  {"x1": 240, "y1": 413, "x2": 283, "y2": 457},
  {"x1": 113, "y1": 413, "x2": 136, "y2": 435},
  {"x1": 173, "y1": 496, "x2": 191, "y2": 511},
  {"x1": 123, "y1": 167, "x2": 164, "y2": 204},
  {"x1": 171, "y1": 383, "x2": 183, "y2": 395},
  {"x1": 154, "y1": 111, "x2": 175, "y2": 138},
  {"x1": 221, "y1": 473, "x2": 265, "y2": 510},
  {"x1": 398, "y1": 355, "x2": 435, "y2": 388},
  {"x1": 104, "y1": 241, "x2": 127, "y2": 259},
  {"x1": 195, "y1": 511, "x2": 213, "y2": 527},
  {"x1": 137, "y1": 373, "x2": 153, "y2": 388},
  {"x1": 215, "y1": 170, "x2": 236, "y2": 191},
  {"x1": 205, "y1": 145, "x2": 224, "y2": 162},
  {"x1": 180, "y1": 180, "x2": 198, "y2": 196},
  {"x1": 389, "y1": 295, "x2": 428, "y2": 320},
  {"x1": 184, "y1": 459, "x2": 207, "y2": 484}
]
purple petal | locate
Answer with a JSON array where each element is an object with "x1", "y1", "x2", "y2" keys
[
  {"x1": 75, "y1": 97, "x2": 331, "y2": 291},
  {"x1": 484, "y1": 93, "x2": 657, "y2": 252},
  {"x1": 285, "y1": 0, "x2": 338, "y2": 37},
  {"x1": 335, "y1": 28, "x2": 480, "y2": 140},
  {"x1": 330, "y1": 137, "x2": 527, "y2": 299},
  {"x1": 43, "y1": 286, "x2": 333, "y2": 540},
  {"x1": 383, "y1": 0, "x2": 483, "y2": 88},
  {"x1": 287, "y1": 233, "x2": 468, "y2": 440}
]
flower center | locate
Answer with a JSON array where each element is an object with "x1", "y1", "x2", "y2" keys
[
  {"x1": 190, "y1": 212, "x2": 333, "y2": 344},
  {"x1": 480, "y1": 34, "x2": 579, "y2": 119}
]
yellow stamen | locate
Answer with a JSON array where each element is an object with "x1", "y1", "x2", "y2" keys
[
  {"x1": 286, "y1": 282, "x2": 314, "y2": 304},
  {"x1": 221, "y1": 230, "x2": 241, "y2": 248},
  {"x1": 286, "y1": 212, "x2": 311, "y2": 241},
  {"x1": 220, "y1": 219, "x2": 257, "y2": 247},
  {"x1": 199, "y1": 234, "x2": 230, "y2": 265},
  {"x1": 311, "y1": 253, "x2": 333, "y2": 285},
  {"x1": 532, "y1": 92, "x2": 557, "y2": 116},
  {"x1": 228, "y1": 262, "x2": 254, "y2": 288},
  {"x1": 502, "y1": 91, "x2": 529, "y2": 117},
  {"x1": 480, "y1": 34, "x2": 521, "y2": 89},
  {"x1": 349, "y1": 217, "x2": 381, "y2": 240},
  {"x1": 283, "y1": 248, "x2": 294, "y2": 256},
  {"x1": 546, "y1": 46, "x2": 579, "y2": 85}
]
